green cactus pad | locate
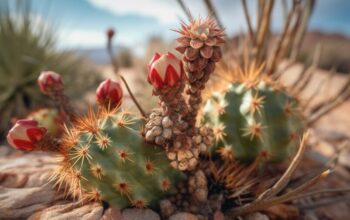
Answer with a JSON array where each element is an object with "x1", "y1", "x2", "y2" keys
[
  {"x1": 56, "y1": 110, "x2": 185, "y2": 209},
  {"x1": 203, "y1": 81, "x2": 305, "y2": 162}
]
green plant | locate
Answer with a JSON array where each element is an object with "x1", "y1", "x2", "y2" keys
[
  {"x1": 53, "y1": 108, "x2": 186, "y2": 208},
  {"x1": 203, "y1": 66, "x2": 305, "y2": 162},
  {"x1": 0, "y1": 0, "x2": 100, "y2": 135}
]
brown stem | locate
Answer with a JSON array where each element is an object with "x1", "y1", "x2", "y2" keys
[
  {"x1": 176, "y1": 0, "x2": 191, "y2": 21},
  {"x1": 36, "y1": 134, "x2": 62, "y2": 152},
  {"x1": 267, "y1": 0, "x2": 298, "y2": 75},
  {"x1": 51, "y1": 90, "x2": 76, "y2": 123},
  {"x1": 120, "y1": 75, "x2": 146, "y2": 118},
  {"x1": 241, "y1": 0, "x2": 255, "y2": 46},
  {"x1": 106, "y1": 38, "x2": 146, "y2": 118},
  {"x1": 255, "y1": 0, "x2": 274, "y2": 66}
]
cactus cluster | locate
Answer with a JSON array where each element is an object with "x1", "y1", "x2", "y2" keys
[
  {"x1": 144, "y1": 18, "x2": 224, "y2": 171},
  {"x1": 203, "y1": 66, "x2": 305, "y2": 162},
  {"x1": 6, "y1": 17, "x2": 307, "y2": 213}
]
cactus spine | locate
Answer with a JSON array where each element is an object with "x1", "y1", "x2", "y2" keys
[{"x1": 203, "y1": 67, "x2": 305, "y2": 162}]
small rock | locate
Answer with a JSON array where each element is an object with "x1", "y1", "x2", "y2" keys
[
  {"x1": 188, "y1": 170, "x2": 208, "y2": 202},
  {"x1": 159, "y1": 199, "x2": 176, "y2": 217},
  {"x1": 101, "y1": 207, "x2": 122, "y2": 220},
  {"x1": 213, "y1": 210, "x2": 224, "y2": 220},
  {"x1": 169, "y1": 212, "x2": 199, "y2": 220},
  {"x1": 244, "y1": 212, "x2": 269, "y2": 220},
  {"x1": 121, "y1": 208, "x2": 160, "y2": 220}
]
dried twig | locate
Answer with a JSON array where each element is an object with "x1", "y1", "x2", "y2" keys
[
  {"x1": 308, "y1": 75, "x2": 350, "y2": 125},
  {"x1": 308, "y1": 91, "x2": 350, "y2": 125},
  {"x1": 290, "y1": 44, "x2": 321, "y2": 93},
  {"x1": 241, "y1": 0, "x2": 255, "y2": 45},
  {"x1": 255, "y1": 0, "x2": 274, "y2": 65},
  {"x1": 257, "y1": 132, "x2": 308, "y2": 201},
  {"x1": 299, "y1": 194, "x2": 350, "y2": 210},
  {"x1": 267, "y1": 0, "x2": 298, "y2": 75},
  {"x1": 226, "y1": 169, "x2": 330, "y2": 217},
  {"x1": 107, "y1": 36, "x2": 146, "y2": 117},
  {"x1": 176, "y1": 0, "x2": 191, "y2": 21},
  {"x1": 290, "y1": 0, "x2": 316, "y2": 61},
  {"x1": 303, "y1": 68, "x2": 335, "y2": 110}
]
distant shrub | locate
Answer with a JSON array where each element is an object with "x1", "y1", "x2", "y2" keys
[{"x1": 0, "y1": 0, "x2": 101, "y2": 136}]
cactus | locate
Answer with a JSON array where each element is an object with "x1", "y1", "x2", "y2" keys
[
  {"x1": 203, "y1": 67, "x2": 305, "y2": 162},
  {"x1": 7, "y1": 77, "x2": 186, "y2": 209},
  {"x1": 53, "y1": 108, "x2": 186, "y2": 208},
  {"x1": 144, "y1": 18, "x2": 224, "y2": 171}
]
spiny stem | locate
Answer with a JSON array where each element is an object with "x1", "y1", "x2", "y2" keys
[{"x1": 106, "y1": 36, "x2": 146, "y2": 118}]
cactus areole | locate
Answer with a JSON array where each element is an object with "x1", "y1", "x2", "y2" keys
[{"x1": 203, "y1": 74, "x2": 305, "y2": 162}]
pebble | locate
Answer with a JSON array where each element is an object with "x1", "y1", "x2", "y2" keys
[
  {"x1": 169, "y1": 212, "x2": 199, "y2": 220},
  {"x1": 121, "y1": 208, "x2": 160, "y2": 220}
]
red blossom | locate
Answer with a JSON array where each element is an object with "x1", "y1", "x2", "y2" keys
[
  {"x1": 96, "y1": 79, "x2": 123, "y2": 108},
  {"x1": 147, "y1": 52, "x2": 183, "y2": 89},
  {"x1": 38, "y1": 71, "x2": 63, "y2": 94},
  {"x1": 7, "y1": 119, "x2": 47, "y2": 151}
]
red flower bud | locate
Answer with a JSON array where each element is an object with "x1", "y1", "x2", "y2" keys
[
  {"x1": 7, "y1": 119, "x2": 47, "y2": 151},
  {"x1": 147, "y1": 52, "x2": 183, "y2": 89},
  {"x1": 38, "y1": 71, "x2": 63, "y2": 94},
  {"x1": 96, "y1": 79, "x2": 123, "y2": 108},
  {"x1": 107, "y1": 28, "x2": 115, "y2": 40}
]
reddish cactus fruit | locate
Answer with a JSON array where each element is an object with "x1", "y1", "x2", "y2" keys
[
  {"x1": 38, "y1": 71, "x2": 63, "y2": 94},
  {"x1": 7, "y1": 119, "x2": 47, "y2": 151},
  {"x1": 147, "y1": 52, "x2": 183, "y2": 89},
  {"x1": 96, "y1": 79, "x2": 123, "y2": 108}
]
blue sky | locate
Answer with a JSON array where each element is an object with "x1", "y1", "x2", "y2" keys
[{"x1": 26, "y1": 0, "x2": 350, "y2": 50}]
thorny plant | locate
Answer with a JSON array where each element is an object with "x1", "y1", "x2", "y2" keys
[{"x1": 6, "y1": 2, "x2": 350, "y2": 218}]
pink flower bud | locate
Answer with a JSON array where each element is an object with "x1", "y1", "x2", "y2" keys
[
  {"x1": 147, "y1": 52, "x2": 183, "y2": 89},
  {"x1": 7, "y1": 119, "x2": 47, "y2": 151},
  {"x1": 38, "y1": 71, "x2": 63, "y2": 94},
  {"x1": 96, "y1": 79, "x2": 123, "y2": 108},
  {"x1": 107, "y1": 28, "x2": 115, "y2": 40}
]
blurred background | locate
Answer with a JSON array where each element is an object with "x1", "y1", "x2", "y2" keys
[{"x1": 0, "y1": 0, "x2": 349, "y2": 139}]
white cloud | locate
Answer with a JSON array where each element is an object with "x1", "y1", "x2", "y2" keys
[
  {"x1": 58, "y1": 29, "x2": 106, "y2": 49},
  {"x1": 86, "y1": 0, "x2": 256, "y2": 35},
  {"x1": 87, "y1": 0, "x2": 206, "y2": 23}
]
